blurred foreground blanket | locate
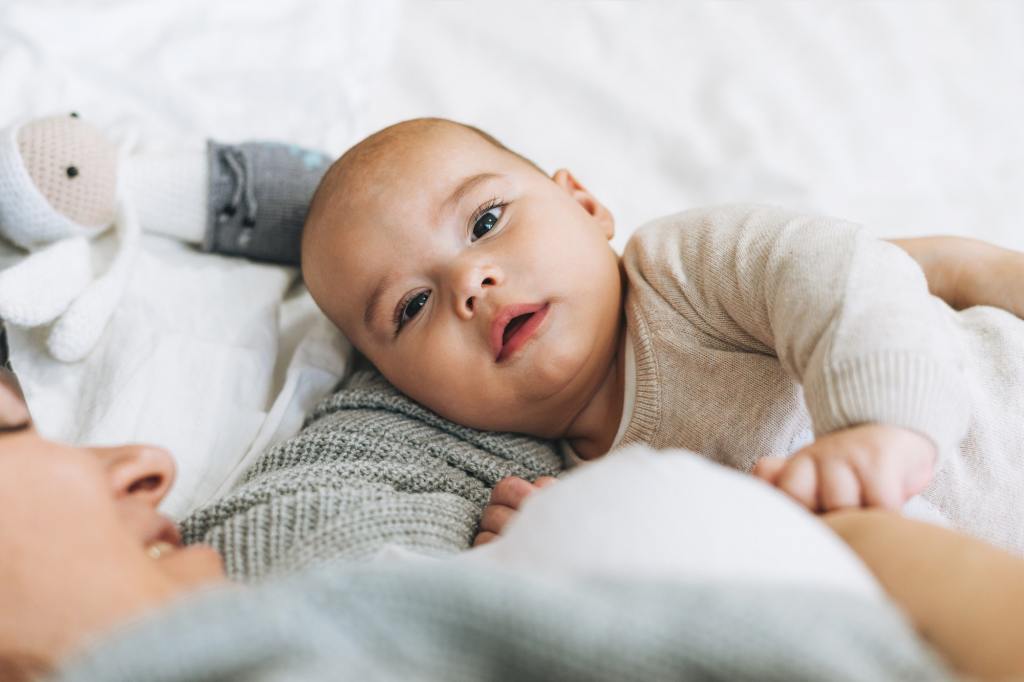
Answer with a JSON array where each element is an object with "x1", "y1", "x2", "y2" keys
[
  {"x1": 138, "y1": 367, "x2": 956, "y2": 682},
  {"x1": 57, "y1": 560, "x2": 951, "y2": 682}
]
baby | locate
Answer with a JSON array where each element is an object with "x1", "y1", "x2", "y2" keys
[{"x1": 301, "y1": 118, "x2": 1024, "y2": 553}]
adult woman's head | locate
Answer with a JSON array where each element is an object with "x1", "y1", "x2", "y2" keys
[{"x1": 0, "y1": 363, "x2": 224, "y2": 673}]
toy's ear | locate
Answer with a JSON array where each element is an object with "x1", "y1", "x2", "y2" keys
[{"x1": 14, "y1": 114, "x2": 119, "y2": 232}]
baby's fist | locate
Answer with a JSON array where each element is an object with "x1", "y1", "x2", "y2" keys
[{"x1": 752, "y1": 424, "x2": 937, "y2": 513}]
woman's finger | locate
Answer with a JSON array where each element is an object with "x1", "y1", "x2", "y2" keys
[{"x1": 533, "y1": 476, "x2": 559, "y2": 489}]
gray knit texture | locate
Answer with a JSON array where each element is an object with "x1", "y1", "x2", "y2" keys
[
  {"x1": 56, "y1": 561, "x2": 954, "y2": 682},
  {"x1": 181, "y1": 366, "x2": 564, "y2": 581}
]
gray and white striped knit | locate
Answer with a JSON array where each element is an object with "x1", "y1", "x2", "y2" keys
[{"x1": 181, "y1": 366, "x2": 564, "y2": 581}]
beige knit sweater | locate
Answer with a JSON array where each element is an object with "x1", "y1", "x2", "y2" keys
[{"x1": 619, "y1": 204, "x2": 1024, "y2": 554}]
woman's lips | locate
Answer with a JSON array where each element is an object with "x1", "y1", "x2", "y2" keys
[
  {"x1": 143, "y1": 514, "x2": 183, "y2": 559},
  {"x1": 492, "y1": 303, "x2": 550, "y2": 363},
  {"x1": 146, "y1": 540, "x2": 177, "y2": 560}
]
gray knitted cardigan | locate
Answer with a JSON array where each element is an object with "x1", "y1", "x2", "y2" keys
[{"x1": 181, "y1": 366, "x2": 564, "y2": 580}]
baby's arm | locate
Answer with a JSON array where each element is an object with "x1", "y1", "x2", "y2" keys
[
  {"x1": 630, "y1": 206, "x2": 972, "y2": 513},
  {"x1": 473, "y1": 475, "x2": 558, "y2": 546},
  {"x1": 755, "y1": 234, "x2": 1022, "y2": 512}
]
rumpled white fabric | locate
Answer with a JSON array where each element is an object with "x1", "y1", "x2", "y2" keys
[
  {"x1": 465, "y1": 447, "x2": 884, "y2": 599},
  {"x1": 366, "y1": 2, "x2": 1024, "y2": 252},
  {"x1": 0, "y1": 0, "x2": 397, "y2": 517}
]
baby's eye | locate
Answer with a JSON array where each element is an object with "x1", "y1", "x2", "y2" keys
[
  {"x1": 471, "y1": 206, "x2": 503, "y2": 242},
  {"x1": 398, "y1": 291, "x2": 430, "y2": 330}
]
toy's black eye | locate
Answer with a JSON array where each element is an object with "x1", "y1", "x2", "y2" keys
[
  {"x1": 66, "y1": 166, "x2": 79, "y2": 178},
  {"x1": 69, "y1": 112, "x2": 79, "y2": 118}
]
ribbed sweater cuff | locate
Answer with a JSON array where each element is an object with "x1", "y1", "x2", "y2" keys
[{"x1": 803, "y1": 352, "x2": 970, "y2": 456}]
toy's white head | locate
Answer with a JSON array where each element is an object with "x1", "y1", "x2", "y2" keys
[{"x1": 0, "y1": 113, "x2": 119, "y2": 250}]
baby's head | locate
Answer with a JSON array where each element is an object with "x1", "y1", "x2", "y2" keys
[{"x1": 302, "y1": 118, "x2": 623, "y2": 437}]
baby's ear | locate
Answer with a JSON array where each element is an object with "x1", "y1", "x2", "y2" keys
[{"x1": 552, "y1": 169, "x2": 614, "y2": 240}]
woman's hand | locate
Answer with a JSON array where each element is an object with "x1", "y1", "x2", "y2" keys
[
  {"x1": 473, "y1": 475, "x2": 558, "y2": 546},
  {"x1": 752, "y1": 424, "x2": 936, "y2": 513},
  {"x1": 889, "y1": 235, "x2": 1024, "y2": 317}
]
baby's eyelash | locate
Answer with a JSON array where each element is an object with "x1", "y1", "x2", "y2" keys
[
  {"x1": 392, "y1": 291, "x2": 416, "y2": 336},
  {"x1": 391, "y1": 298, "x2": 403, "y2": 334},
  {"x1": 471, "y1": 196, "x2": 506, "y2": 226}
]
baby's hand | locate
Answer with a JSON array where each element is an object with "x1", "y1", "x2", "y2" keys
[
  {"x1": 473, "y1": 475, "x2": 558, "y2": 546},
  {"x1": 752, "y1": 424, "x2": 936, "y2": 513}
]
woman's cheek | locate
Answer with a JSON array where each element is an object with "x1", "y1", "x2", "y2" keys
[{"x1": 156, "y1": 545, "x2": 226, "y2": 587}]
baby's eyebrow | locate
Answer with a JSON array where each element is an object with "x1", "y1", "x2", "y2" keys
[
  {"x1": 440, "y1": 172, "x2": 502, "y2": 216},
  {"x1": 364, "y1": 271, "x2": 400, "y2": 331}
]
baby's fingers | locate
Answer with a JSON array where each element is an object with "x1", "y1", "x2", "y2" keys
[
  {"x1": 473, "y1": 531, "x2": 498, "y2": 547},
  {"x1": 854, "y1": 462, "x2": 905, "y2": 511},
  {"x1": 490, "y1": 476, "x2": 538, "y2": 510},
  {"x1": 817, "y1": 458, "x2": 863, "y2": 512},
  {"x1": 774, "y1": 453, "x2": 819, "y2": 511},
  {"x1": 478, "y1": 503, "x2": 517, "y2": 536},
  {"x1": 752, "y1": 456, "x2": 787, "y2": 484}
]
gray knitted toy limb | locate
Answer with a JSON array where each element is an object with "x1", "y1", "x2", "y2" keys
[
  {"x1": 180, "y1": 368, "x2": 564, "y2": 581},
  {"x1": 201, "y1": 140, "x2": 330, "y2": 265}
]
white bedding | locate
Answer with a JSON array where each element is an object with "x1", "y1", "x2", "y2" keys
[
  {"x1": 3, "y1": 1, "x2": 1023, "y2": 518},
  {"x1": 464, "y1": 447, "x2": 883, "y2": 599}
]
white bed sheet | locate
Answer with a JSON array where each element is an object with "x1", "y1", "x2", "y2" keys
[
  {"x1": 3, "y1": 1, "x2": 1023, "y2": 519},
  {"x1": 367, "y1": 1, "x2": 1024, "y2": 251}
]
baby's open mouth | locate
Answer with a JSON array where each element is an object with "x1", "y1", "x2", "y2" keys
[
  {"x1": 492, "y1": 303, "x2": 550, "y2": 362},
  {"x1": 503, "y1": 313, "x2": 534, "y2": 346}
]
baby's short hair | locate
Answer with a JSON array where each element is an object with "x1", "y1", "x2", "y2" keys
[
  {"x1": 330, "y1": 117, "x2": 542, "y2": 186},
  {"x1": 302, "y1": 118, "x2": 542, "y2": 262}
]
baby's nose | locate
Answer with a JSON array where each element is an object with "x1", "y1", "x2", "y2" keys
[{"x1": 457, "y1": 275, "x2": 497, "y2": 318}]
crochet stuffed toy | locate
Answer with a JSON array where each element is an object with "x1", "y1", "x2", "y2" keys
[{"x1": 0, "y1": 112, "x2": 330, "y2": 362}]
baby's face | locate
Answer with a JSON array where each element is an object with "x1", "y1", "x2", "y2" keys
[{"x1": 304, "y1": 125, "x2": 623, "y2": 437}]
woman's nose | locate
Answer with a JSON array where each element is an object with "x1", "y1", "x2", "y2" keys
[
  {"x1": 96, "y1": 444, "x2": 176, "y2": 508},
  {"x1": 453, "y1": 265, "x2": 502, "y2": 319}
]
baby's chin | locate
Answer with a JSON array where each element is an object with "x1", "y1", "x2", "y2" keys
[{"x1": 460, "y1": 357, "x2": 597, "y2": 435}]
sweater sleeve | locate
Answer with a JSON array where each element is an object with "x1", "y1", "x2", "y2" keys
[{"x1": 624, "y1": 204, "x2": 971, "y2": 457}]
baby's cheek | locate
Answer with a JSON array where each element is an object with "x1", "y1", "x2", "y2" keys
[{"x1": 391, "y1": 364, "x2": 487, "y2": 424}]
